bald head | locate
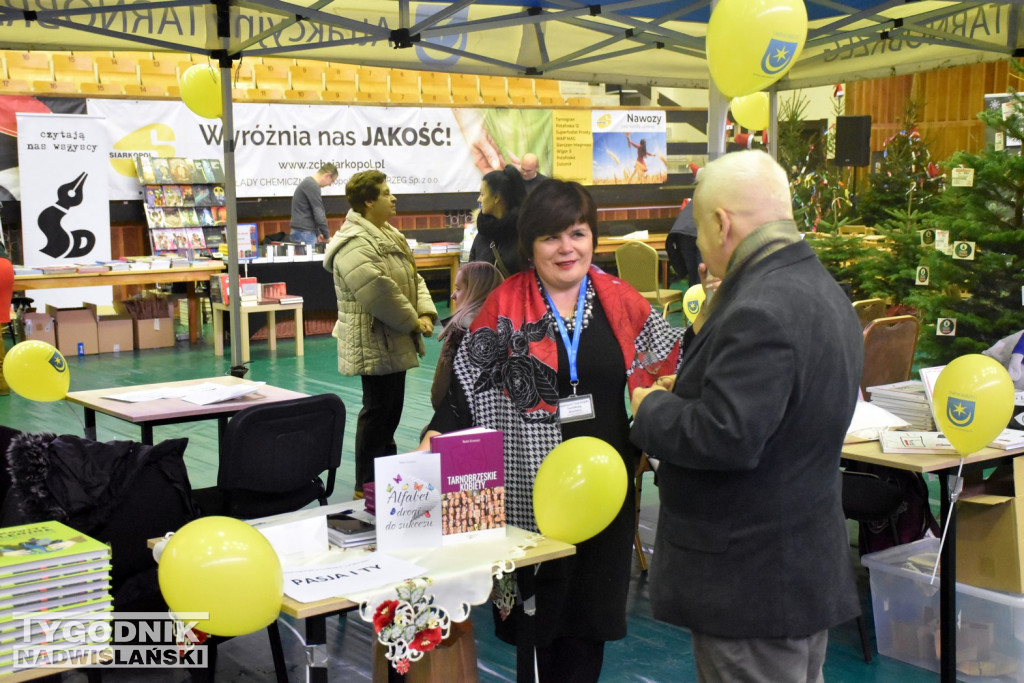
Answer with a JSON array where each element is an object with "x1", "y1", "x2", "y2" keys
[
  {"x1": 693, "y1": 150, "x2": 794, "y2": 277},
  {"x1": 695, "y1": 150, "x2": 792, "y2": 231},
  {"x1": 520, "y1": 153, "x2": 540, "y2": 180}
]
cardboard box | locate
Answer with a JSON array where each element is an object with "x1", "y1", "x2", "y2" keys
[
  {"x1": 22, "y1": 312, "x2": 56, "y2": 346},
  {"x1": 863, "y1": 538, "x2": 1024, "y2": 678},
  {"x1": 45, "y1": 305, "x2": 98, "y2": 356},
  {"x1": 133, "y1": 318, "x2": 175, "y2": 350},
  {"x1": 85, "y1": 303, "x2": 134, "y2": 354},
  {"x1": 956, "y1": 458, "x2": 1024, "y2": 593}
]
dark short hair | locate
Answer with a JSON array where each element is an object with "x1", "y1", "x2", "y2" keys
[
  {"x1": 346, "y1": 170, "x2": 386, "y2": 215},
  {"x1": 318, "y1": 163, "x2": 338, "y2": 177},
  {"x1": 517, "y1": 179, "x2": 598, "y2": 266},
  {"x1": 482, "y1": 165, "x2": 527, "y2": 215}
]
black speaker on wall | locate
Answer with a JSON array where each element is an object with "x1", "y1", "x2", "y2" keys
[{"x1": 834, "y1": 115, "x2": 872, "y2": 167}]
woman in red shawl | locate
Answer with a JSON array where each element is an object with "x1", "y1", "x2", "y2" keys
[{"x1": 423, "y1": 179, "x2": 684, "y2": 682}]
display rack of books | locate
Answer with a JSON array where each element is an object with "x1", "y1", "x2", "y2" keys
[
  {"x1": 0, "y1": 521, "x2": 113, "y2": 674},
  {"x1": 136, "y1": 156, "x2": 227, "y2": 259}
]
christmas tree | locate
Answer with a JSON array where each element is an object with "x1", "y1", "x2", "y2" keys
[
  {"x1": 858, "y1": 100, "x2": 943, "y2": 228},
  {"x1": 906, "y1": 86, "x2": 1024, "y2": 366},
  {"x1": 855, "y1": 99, "x2": 945, "y2": 308}
]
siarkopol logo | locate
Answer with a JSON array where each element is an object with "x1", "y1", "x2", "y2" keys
[{"x1": 595, "y1": 114, "x2": 613, "y2": 129}]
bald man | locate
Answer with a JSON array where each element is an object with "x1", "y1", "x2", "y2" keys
[
  {"x1": 519, "y1": 152, "x2": 547, "y2": 194},
  {"x1": 630, "y1": 150, "x2": 863, "y2": 683}
]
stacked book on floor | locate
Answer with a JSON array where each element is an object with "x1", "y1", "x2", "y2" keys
[
  {"x1": 0, "y1": 521, "x2": 113, "y2": 674},
  {"x1": 866, "y1": 380, "x2": 935, "y2": 430}
]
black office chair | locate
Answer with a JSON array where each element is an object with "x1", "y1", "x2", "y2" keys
[
  {"x1": 192, "y1": 393, "x2": 345, "y2": 518},
  {"x1": 190, "y1": 394, "x2": 344, "y2": 681},
  {"x1": 841, "y1": 469, "x2": 905, "y2": 664}
]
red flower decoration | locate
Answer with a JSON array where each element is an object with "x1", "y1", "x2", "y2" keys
[
  {"x1": 395, "y1": 658, "x2": 410, "y2": 674},
  {"x1": 373, "y1": 600, "x2": 399, "y2": 633},
  {"x1": 409, "y1": 627, "x2": 443, "y2": 652}
]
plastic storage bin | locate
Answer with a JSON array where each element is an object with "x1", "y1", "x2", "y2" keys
[{"x1": 862, "y1": 537, "x2": 1024, "y2": 678}]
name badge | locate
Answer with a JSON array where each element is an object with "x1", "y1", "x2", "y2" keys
[{"x1": 558, "y1": 394, "x2": 595, "y2": 423}]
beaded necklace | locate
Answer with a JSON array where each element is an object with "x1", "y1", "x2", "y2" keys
[{"x1": 537, "y1": 274, "x2": 595, "y2": 333}]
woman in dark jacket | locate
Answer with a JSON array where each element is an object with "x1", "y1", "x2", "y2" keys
[{"x1": 469, "y1": 165, "x2": 526, "y2": 276}]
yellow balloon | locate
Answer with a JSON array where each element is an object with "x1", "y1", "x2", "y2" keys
[
  {"x1": 933, "y1": 354, "x2": 1014, "y2": 457},
  {"x1": 683, "y1": 284, "x2": 706, "y2": 324},
  {"x1": 707, "y1": 0, "x2": 808, "y2": 98},
  {"x1": 179, "y1": 64, "x2": 223, "y2": 119},
  {"x1": 731, "y1": 92, "x2": 770, "y2": 131},
  {"x1": 3, "y1": 341, "x2": 69, "y2": 401},
  {"x1": 158, "y1": 517, "x2": 282, "y2": 637},
  {"x1": 533, "y1": 437, "x2": 627, "y2": 544}
]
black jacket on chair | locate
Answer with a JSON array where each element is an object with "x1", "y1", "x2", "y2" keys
[{"x1": 3, "y1": 432, "x2": 197, "y2": 610}]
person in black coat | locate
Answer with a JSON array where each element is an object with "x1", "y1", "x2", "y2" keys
[
  {"x1": 630, "y1": 150, "x2": 863, "y2": 683},
  {"x1": 469, "y1": 165, "x2": 526, "y2": 276}
]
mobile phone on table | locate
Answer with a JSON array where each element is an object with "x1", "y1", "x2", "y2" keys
[{"x1": 326, "y1": 512, "x2": 375, "y2": 535}]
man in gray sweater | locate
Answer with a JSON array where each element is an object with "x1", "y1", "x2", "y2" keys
[{"x1": 289, "y1": 163, "x2": 337, "y2": 247}]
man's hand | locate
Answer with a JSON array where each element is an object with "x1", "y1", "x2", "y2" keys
[
  {"x1": 417, "y1": 315, "x2": 435, "y2": 337},
  {"x1": 631, "y1": 384, "x2": 666, "y2": 417}
]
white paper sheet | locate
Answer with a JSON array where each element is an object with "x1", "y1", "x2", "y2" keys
[
  {"x1": 283, "y1": 553, "x2": 427, "y2": 603},
  {"x1": 845, "y1": 401, "x2": 910, "y2": 442}
]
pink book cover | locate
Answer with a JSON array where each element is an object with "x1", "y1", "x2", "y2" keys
[{"x1": 429, "y1": 428, "x2": 505, "y2": 545}]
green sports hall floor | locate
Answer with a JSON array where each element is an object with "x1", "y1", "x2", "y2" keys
[{"x1": 0, "y1": 300, "x2": 939, "y2": 682}]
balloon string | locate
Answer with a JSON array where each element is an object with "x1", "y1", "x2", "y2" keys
[
  {"x1": 929, "y1": 458, "x2": 965, "y2": 585},
  {"x1": 62, "y1": 398, "x2": 86, "y2": 433}
]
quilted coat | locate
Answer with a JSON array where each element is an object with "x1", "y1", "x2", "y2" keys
[{"x1": 324, "y1": 209, "x2": 437, "y2": 376}]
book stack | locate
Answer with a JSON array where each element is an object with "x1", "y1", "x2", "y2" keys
[
  {"x1": 0, "y1": 521, "x2": 113, "y2": 674},
  {"x1": 210, "y1": 275, "x2": 259, "y2": 306},
  {"x1": 74, "y1": 264, "x2": 109, "y2": 274},
  {"x1": 429, "y1": 427, "x2": 506, "y2": 545},
  {"x1": 259, "y1": 282, "x2": 302, "y2": 306},
  {"x1": 12, "y1": 266, "x2": 43, "y2": 276},
  {"x1": 866, "y1": 380, "x2": 935, "y2": 430}
]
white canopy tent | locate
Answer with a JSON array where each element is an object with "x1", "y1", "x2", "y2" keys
[{"x1": 1, "y1": 0, "x2": 1019, "y2": 366}]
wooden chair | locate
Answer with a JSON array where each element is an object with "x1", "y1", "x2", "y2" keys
[
  {"x1": 355, "y1": 65, "x2": 389, "y2": 102},
  {"x1": 78, "y1": 81, "x2": 124, "y2": 96},
  {"x1": 507, "y1": 76, "x2": 540, "y2": 105},
  {"x1": 4, "y1": 51, "x2": 51, "y2": 81},
  {"x1": 534, "y1": 79, "x2": 565, "y2": 106},
  {"x1": 389, "y1": 68, "x2": 420, "y2": 101},
  {"x1": 860, "y1": 315, "x2": 919, "y2": 396},
  {"x1": 285, "y1": 88, "x2": 320, "y2": 101},
  {"x1": 254, "y1": 62, "x2": 290, "y2": 91},
  {"x1": 138, "y1": 58, "x2": 180, "y2": 93},
  {"x1": 0, "y1": 78, "x2": 30, "y2": 93},
  {"x1": 634, "y1": 453, "x2": 655, "y2": 572},
  {"x1": 95, "y1": 55, "x2": 139, "y2": 88},
  {"x1": 52, "y1": 53, "x2": 97, "y2": 89},
  {"x1": 289, "y1": 64, "x2": 324, "y2": 91},
  {"x1": 32, "y1": 79, "x2": 76, "y2": 94},
  {"x1": 614, "y1": 241, "x2": 682, "y2": 317},
  {"x1": 852, "y1": 297, "x2": 887, "y2": 328},
  {"x1": 478, "y1": 75, "x2": 509, "y2": 105},
  {"x1": 420, "y1": 71, "x2": 451, "y2": 103}
]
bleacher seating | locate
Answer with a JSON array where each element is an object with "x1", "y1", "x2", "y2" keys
[
  {"x1": 0, "y1": 51, "x2": 600, "y2": 110},
  {"x1": 289, "y1": 65, "x2": 323, "y2": 91},
  {"x1": 95, "y1": 56, "x2": 139, "y2": 88},
  {"x1": 254, "y1": 63, "x2": 289, "y2": 91},
  {"x1": 4, "y1": 51, "x2": 50, "y2": 82},
  {"x1": 52, "y1": 53, "x2": 96, "y2": 89},
  {"x1": 355, "y1": 65, "x2": 388, "y2": 102}
]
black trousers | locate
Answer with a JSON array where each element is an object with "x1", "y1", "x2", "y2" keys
[
  {"x1": 354, "y1": 371, "x2": 406, "y2": 491},
  {"x1": 665, "y1": 232, "x2": 702, "y2": 288}
]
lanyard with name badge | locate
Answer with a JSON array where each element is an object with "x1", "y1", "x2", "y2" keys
[{"x1": 544, "y1": 275, "x2": 596, "y2": 423}]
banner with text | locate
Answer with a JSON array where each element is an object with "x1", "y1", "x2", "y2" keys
[
  {"x1": 17, "y1": 113, "x2": 112, "y2": 307},
  {"x1": 87, "y1": 100, "x2": 555, "y2": 199}
]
